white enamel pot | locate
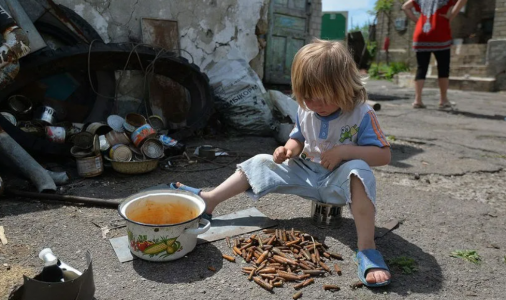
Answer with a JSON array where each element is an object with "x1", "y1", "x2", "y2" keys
[{"x1": 118, "y1": 189, "x2": 211, "y2": 262}]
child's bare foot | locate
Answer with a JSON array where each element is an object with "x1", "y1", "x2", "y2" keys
[{"x1": 366, "y1": 268, "x2": 391, "y2": 284}]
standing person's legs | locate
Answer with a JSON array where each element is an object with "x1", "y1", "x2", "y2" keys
[
  {"x1": 434, "y1": 49, "x2": 451, "y2": 107},
  {"x1": 414, "y1": 51, "x2": 431, "y2": 108}
]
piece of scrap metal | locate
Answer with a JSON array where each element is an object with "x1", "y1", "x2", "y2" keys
[{"x1": 109, "y1": 207, "x2": 278, "y2": 263}]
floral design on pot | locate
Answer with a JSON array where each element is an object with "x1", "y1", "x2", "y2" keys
[{"x1": 127, "y1": 230, "x2": 184, "y2": 258}]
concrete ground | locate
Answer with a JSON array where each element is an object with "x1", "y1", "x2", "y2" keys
[{"x1": 1, "y1": 80, "x2": 506, "y2": 300}]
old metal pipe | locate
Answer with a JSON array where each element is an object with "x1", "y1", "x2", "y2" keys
[
  {"x1": 0, "y1": 126, "x2": 56, "y2": 192},
  {"x1": 5, "y1": 189, "x2": 121, "y2": 208}
]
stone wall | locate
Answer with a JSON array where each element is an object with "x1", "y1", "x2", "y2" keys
[
  {"x1": 309, "y1": 0, "x2": 322, "y2": 40},
  {"x1": 493, "y1": 0, "x2": 506, "y2": 38},
  {"x1": 56, "y1": 0, "x2": 265, "y2": 74}
]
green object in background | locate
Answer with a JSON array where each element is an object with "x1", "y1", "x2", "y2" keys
[{"x1": 321, "y1": 12, "x2": 347, "y2": 41}]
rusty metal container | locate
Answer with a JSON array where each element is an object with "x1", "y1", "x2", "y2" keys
[
  {"x1": 70, "y1": 146, "x2": 93, "y2": 158},
  {"x1": 125, "y1": 113, "x2": 147, "y2": 128},
  {"x1": 131, "y1": 124, "x2": 156, "y2": 147},
  {"x1": 76, "y1": 154, "x2": 103, "y2": 178},
  {"x1": 105, "y1": 131, "x2": 131, "y2": 147},
  {"x1": 45, "y1": 126, "x2": 66, "y2": 143}
]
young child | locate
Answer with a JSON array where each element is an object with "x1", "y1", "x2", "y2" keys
[{"x1": 171, "y1": 39, "x2": 391, "y2": 287}]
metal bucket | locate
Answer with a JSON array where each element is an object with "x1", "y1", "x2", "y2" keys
[
  {"x1": 76, "y1": 154, "x2": 104, "y2": 178},
  {"x1": 310, "y1": 202, "x2": 343, "y2": 228},
  {"x1": 34, "y1": 106, "x2": 57, "y2": 125}
]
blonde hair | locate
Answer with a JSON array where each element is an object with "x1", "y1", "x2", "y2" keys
[{"x1": 291, "y1": 39, "x2": 367, "y2": 112}]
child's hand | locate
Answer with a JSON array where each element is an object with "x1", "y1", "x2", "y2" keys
[
  {"x1": 273, "y1": 146, "x2": 293, "y2": 164},
  {"x1": 320, "y1": 146, "x2": 344, "y2": 170}
]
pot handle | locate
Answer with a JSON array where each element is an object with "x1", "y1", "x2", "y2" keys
[{"x1": 184, "y1": 218, "x2": 211, "y2": 235}]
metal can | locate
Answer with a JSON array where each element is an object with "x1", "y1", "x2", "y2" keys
[
  {"x1": 7, "y1": 95, "x2": 32, "y2": 115},
  {"x1": 34, "y1": 106, "x2": 57, "y2": 125},
  {"x1": 123, "y1": 121, "x2": 136, "y2": 134},
  {"x1": 45, "y1": 126, "x2": 66, "y2": 143},
  {"x1": 76, "y1": 154, "x2": 103, "y2": 178},
  {"x1": 99, "y1": 135, "x2": 111, "y2": 152},
  {"x1": 86, "y1": 122, "x2": 112, "y2": 136},
  {"x1": 125, "y1": 113, "x2": 147, "y2": 128},
  {"x1": 0, "y1": 112, "x2": 17, "y2": 126},
  {"x1": 70, "y1": 146, "x2": 93, "y2": 158},
  {"x1": 310, "y1": 201, "x2": 343, "y2": 228},
  {"x1": 148, "y1": 115, "x2": 165, "y2": 131},
  {"x1": 107, "y1": 115, "x2": 125, "y2": 133},
  {"x1": 131, "y1": 124, "x2": 156, "y2": 147},
  {"x1": 72, "y1": 132, "x2": 94, "y2": 149},
  {"x1": 141, "y1": 138, "x2": 164, "y2": 159},
  {"x1": 105, "y1": 131, "x2": 131, "y2": 147},
  {"x1": 109, "y1": 144, "x2": 133, "y2": 162}
]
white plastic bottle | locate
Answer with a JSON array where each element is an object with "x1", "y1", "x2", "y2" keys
[{"x1": 39, "y1": 248, "x2": 83, "y2": 281}]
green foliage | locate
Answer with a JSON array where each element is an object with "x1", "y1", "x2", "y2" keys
[
  {"x1": 387, "y1": 256, "x2": 418, "y2": 274},
  {"x1": 369, "y1": 62, "x2": 410, "y2": 80},
  {"x1": 450, "y1": 250, "x2": 482, "y2": 264},
  {"x1": 374, "y1": 0, "x2": 396, "y2": 14}
]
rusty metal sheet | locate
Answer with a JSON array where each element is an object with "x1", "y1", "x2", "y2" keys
[{"x1": 141, "y1": 18, "x2": 180, "y2": 54}]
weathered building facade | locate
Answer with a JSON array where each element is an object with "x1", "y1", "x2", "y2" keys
[
  {"x1": 375, "y1": 0, "x2": 506, "y2": 91},
  {"x1": 55, "y1": 0, "x2": 322, "y2": 81}
]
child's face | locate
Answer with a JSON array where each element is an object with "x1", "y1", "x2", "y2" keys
[{"x1": 304, "y1": 99, "x2": 340, "y2": 116}]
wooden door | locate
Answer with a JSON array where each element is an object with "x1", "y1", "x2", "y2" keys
[{"x1": 265, "y1": 0, "x2": 310, "y2": 85}]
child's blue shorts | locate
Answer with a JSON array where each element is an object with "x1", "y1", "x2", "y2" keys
[{"x1": 237, "y1": 154, "x2": 376, "y2": 207}]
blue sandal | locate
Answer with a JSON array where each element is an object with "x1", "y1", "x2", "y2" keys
[
  {"x1": 169, "y1": 182, "x2": 213, "y2": 221},
  {"x1": 354, "y1": 249, "x2": 391, "y2": 287}
]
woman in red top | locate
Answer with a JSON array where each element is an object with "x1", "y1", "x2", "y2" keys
[{"x1": 402, "y1": 0, "x2": 468, "y2": 109}]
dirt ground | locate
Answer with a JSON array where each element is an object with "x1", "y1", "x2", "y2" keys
[{"x1": 1, "y1": 80, "x2": 506, "y2": 300}]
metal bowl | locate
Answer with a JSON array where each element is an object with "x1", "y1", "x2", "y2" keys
[{"x1": 104, "y1": 156, "x2": 159, "y2": 174}]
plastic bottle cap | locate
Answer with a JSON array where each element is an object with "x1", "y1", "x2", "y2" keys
[{"x1": 39, "y1": 248, "x2": 58, "y2": 266}]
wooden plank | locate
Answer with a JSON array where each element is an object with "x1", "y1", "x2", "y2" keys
[{"x1": 0, "y1": 226, "x2": 8, "y2": 245}]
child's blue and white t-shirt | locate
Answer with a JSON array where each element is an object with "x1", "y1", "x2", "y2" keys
[{"x1": 289, "y1": 103, "x2": 389, "y2": 163}]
